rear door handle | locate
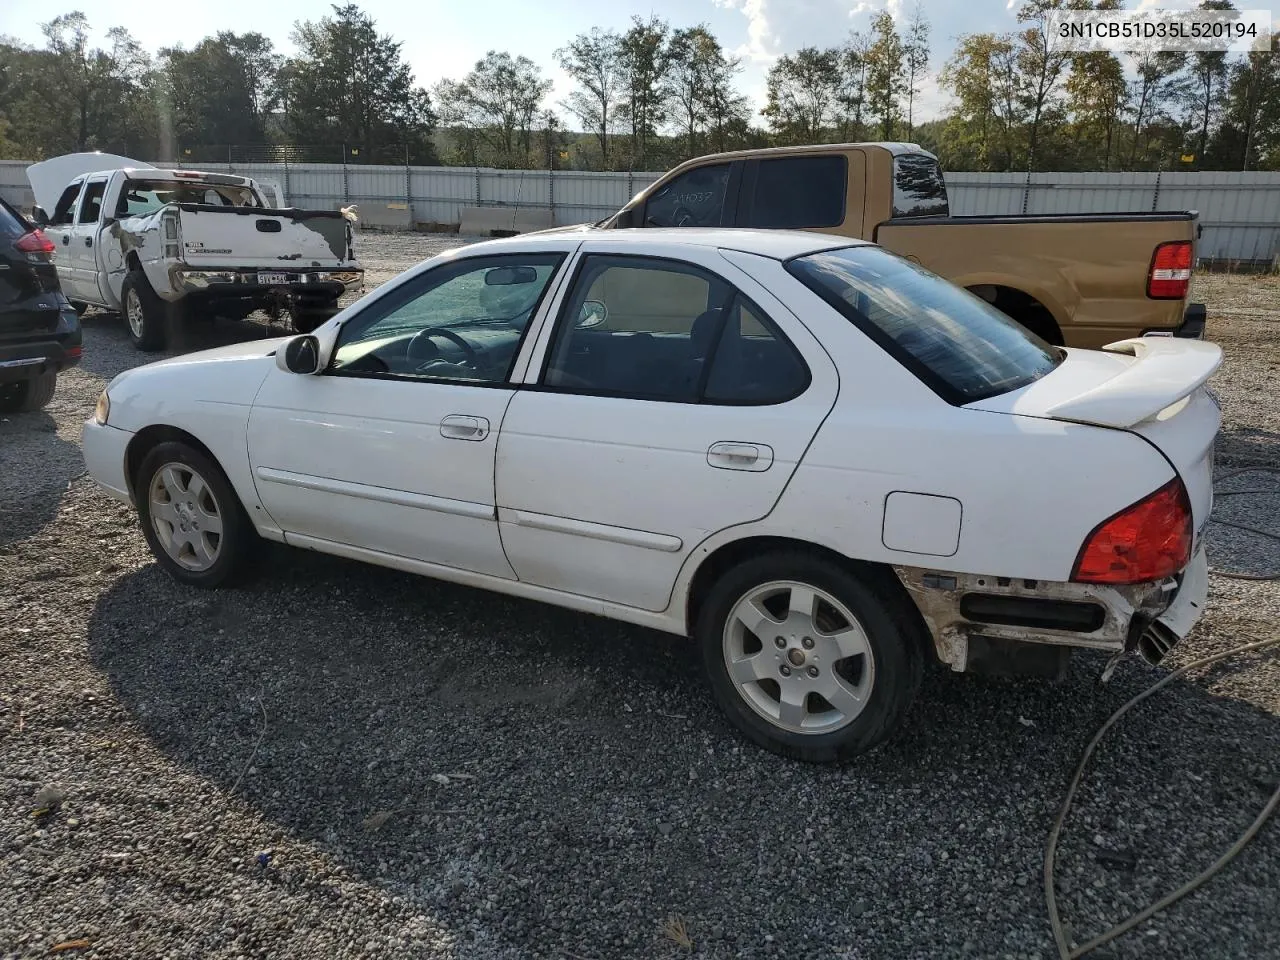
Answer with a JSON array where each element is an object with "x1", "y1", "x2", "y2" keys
[
  {"x1": 440, "y1": 414, "x2": 490, "y2": 441},
  {"x1": 61, "y1": 235, "x2": 69, "y2": 245},
  {"x1": 707, "y1": 441, "x2": 774, "y2": 472},
  {"x1": 84, "y1": 236, "x2": 93, "y2": 247}
]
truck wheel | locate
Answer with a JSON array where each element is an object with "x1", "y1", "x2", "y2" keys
[
  {"x1": 135, "y1": 440, "x2": 259, "y2": 588},
  {"x1": 696, "y1": 552, "x2": 923, "y2": 763},
  {"x1": 0, "y1": 373, "x2": 57, "y2": 413},
  {"x1": 289, "y1": 298, "x2": 340, "y2": 334},
  {"x1": 121, "y1": 271, "x2": 168, "y2": 352}
]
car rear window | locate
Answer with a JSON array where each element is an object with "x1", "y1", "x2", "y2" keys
[
  {"x1": 786, "y1": 245, "x2": 1062, "y2": 404},
  {"x1": 0, "y1": 199, "x2": 29, "y2": 239},
  {"x1": 892, "y1": 155, "x2": 949, "y2": 219}
]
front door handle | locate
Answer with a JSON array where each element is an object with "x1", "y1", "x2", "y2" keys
[
  {"x1": 707, "y1": 441, "x2": 774, "y2": 472},
  {"x1": 440, "y1": 414, "x2": 490, "y2": 441}
]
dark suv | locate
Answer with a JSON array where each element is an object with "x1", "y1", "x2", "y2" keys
[{"x1": 0, "y1": 196, "x2": 81, "y2": 413}]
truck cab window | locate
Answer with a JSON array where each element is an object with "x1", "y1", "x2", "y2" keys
[
  {"x1": 892, "y1": 155, "x2": 949, "y2": 219},
  {"x1": 643, "y1": 164, "x2": 731, "y2": 228},
  {"x1": 51, "y1": 183, "x2": 82, "y2": 225},
  {"x1": 743, "y1": 156, "x2": 847, "y2": 229},
  {"x1": 78, "y1": 181, "x2": 107, "y2": 224}
]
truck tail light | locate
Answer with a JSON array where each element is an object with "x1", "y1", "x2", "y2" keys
[
  {"x1": 1147, "y1": 241, "x2": 1193, "y2": 300},
  {"x1": 161, "y1": 208, "x2": 182, "y2": 259},
  {"x1": 1072, "y1": 477, "x2": 1192, "y2": 584},
  {"x1": 15, "y1": 229, "x2": 56, "y2": 254}
]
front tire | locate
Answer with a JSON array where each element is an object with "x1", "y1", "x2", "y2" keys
[
  {"x1": 0, "y1": 372, "x2": 57, "y2": 413},
  {"x1": 135, "y1": 441, "x2": 258, "y2": 588},
  {"x1": 697, "y1": 552, "x2": 923, "y2": 763}
]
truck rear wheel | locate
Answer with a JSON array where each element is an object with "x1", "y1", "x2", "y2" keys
[
  {"x1": 0, "y1": 372, "x2": 57, "y2": 413},
  {"x1": 121, "y1": 271, "x2": 168, "y2": 352}
]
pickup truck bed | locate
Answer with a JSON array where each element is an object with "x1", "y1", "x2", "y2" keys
[{"x1": 874, "y1": 211, "x2": 1204, "y2": 349}]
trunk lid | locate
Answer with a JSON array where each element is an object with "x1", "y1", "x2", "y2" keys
[
  {"x1": 176, "y1": 206, "x2": 355, "y2": 268},
  {"x1": 969, "y1": 337, "x2": 1223, "y2": 540}
]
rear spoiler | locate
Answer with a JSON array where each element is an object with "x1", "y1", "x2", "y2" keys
[{"x1": 1044, "y1": 337, "x2": 1222, "y2": 429}]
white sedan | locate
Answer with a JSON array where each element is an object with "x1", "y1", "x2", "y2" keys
[{"x1": 83, "y1": 228, "x2": 1220, "y2": 761}]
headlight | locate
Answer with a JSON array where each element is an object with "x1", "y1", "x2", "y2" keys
[{"x1": 93, "y1": 390, "x2": 110, "y2": 425}]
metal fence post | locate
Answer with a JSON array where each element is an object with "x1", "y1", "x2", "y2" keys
[
  {"x1": 1151, "y1": 168, "x2": 1163, "y2": 211},
  {"x1": 342, "y1": 144, "x2": 350, "y2": 205},
  {"x1": 404, "y1": 144, "x2": 413, "y2": 228},
  {"x1": 549, "y1": 167, "x2": 555, "y2": 224},
  {"x1": 475, "y1": 166, "x2": 482, "y2": 205}
]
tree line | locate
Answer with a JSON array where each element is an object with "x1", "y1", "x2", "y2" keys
[{"x1": 1, "y1": 0, "x2": 1278, "y2": 173}]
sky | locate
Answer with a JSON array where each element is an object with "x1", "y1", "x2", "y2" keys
[{"x1": 0, "y1": 0, "x2": 1208, "y2": 128}]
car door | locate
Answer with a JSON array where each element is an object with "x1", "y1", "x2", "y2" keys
[
  {"x1": 494, "y1": 240, "x2": 840, "y2": 612},
  {"x1": 68, "y1": 177, "x2": 108, "y2": 303},
  {"x1": 245, "y1": 247, "x2": 575, "y2": 579},
  {"x1": 41, "y1": 179, "x2": 85, "y2": 295}
]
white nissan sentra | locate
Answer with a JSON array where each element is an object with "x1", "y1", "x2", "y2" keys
[{"x1": 82, "y1": 228, "x2": 1219, "y2": 762}]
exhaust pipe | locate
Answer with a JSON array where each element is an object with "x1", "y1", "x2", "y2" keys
[{"x1": 1137, "y1": 620, "x2": 1182, "y2": 665}]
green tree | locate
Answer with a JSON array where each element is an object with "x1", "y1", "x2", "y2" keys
[
  {"x1": 617, "y1": 15, "x2": 674, "y2": 169},
  {"x1": 762, "y1": 47, "x2": 841, "y2": 145},
  {"x1": 939, "y1": 33, "x2": 1024, "y2": 171},
  {"x1": 1126, "y1": 50, "x2": 1186, "y2": 169},
  {"x1": 865, "y1": 12, "x2": 905, "y2": 140},
  {"x1": 1013, "y1": 0, "x2": 1090, "y2": 169},
  {"x1": 1175, "y1": 0, "x2": 1238, "y2": 167},
  {"x1": 902, "y1": 3, "x2": 931, "y2": 138},
  {"x1": 702, "y1": 47, "x2": 750, "y2": 153},
  {"x1": 1206, "y1": 34, "x2": 1280, "y2": 169},
  {"x1": 836, "y1": 32, "x2": 871, "y2": 140},
  {"x1": 279, "y1": 4, "x2": 436, "y2": 163},
  {"x1": 160, "y1": 32, "x2": 279, "y2": 151},
  {"x1": 668, "y1": 25, "x2": 727, "y2": 159},
  {"x1": 555, "y1": 28, "x2": 623, "y2": 168},
  {"x1": 1065, "y1": 51, "x2": 1128, "y2": 169},
  {"x1": 435, "y1": 51, "x2": 551, "y2": 168}
]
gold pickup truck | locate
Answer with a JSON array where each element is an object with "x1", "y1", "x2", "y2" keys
[{"x1": 597, "y1": 142, "x2": 1205, "y2": 348}]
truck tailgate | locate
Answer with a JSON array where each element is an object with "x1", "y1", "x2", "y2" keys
[
  {"x1": 177, "y1": 205, "x2": 352, "y2": 268},
  {"x1": 874, "y1": 213, "x2": 1199, "y2": 349}
]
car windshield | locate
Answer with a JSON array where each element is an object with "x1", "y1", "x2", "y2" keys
[{"x1": 786, "y1": 245, "x2": 1062, "y2": 404}]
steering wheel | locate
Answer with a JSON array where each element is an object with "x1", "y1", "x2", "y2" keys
[{"x1": 406, "y1": 327, "x2": 479, "y2": 368}]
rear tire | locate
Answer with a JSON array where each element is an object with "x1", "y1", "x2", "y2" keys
[
  {"x1": 696, "y1": 551, "x2": 923, "y2": 763},
  {"x1": 135, "y1": 440, "x2": 259, "y2": 588},
  {"x1": 0, "y1": 372, "x2": 57, "y2": 413},
  {"x1": 121, "y1": 271, "x2": 168, "y2": 352}
]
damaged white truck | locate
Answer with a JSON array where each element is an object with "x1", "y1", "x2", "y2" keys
[{"x1": 27, "y1": 153, "x2": 364, "y2": 352}]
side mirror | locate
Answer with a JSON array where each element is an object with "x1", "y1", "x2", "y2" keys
[
  {"x1": 277, "y1": 334, "x2": 322, "y2": 374},
  {"x1": 613, "y1": 207, "x2": 639, "y2": 229},
  {"x1": 31, "y1": 206, "x2": 49, "y2": 226},
  {"x1": 577, "y1": 300, "x2": 608, "y2": 328}
]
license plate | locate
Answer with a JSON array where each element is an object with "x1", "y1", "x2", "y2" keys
[{"x1": 258, "y1": 273, "x2": 289, "y2": 285}]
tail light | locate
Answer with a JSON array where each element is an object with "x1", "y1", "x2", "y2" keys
[
  {"x1": 1072, "y1": 477, "x2": 1192, "y2": 584},
  {"x1": 15, "y1": 229, "x2": 56, "y2": 254},
  {"x1": 1147, "y1": 241, "x2": 1193, "y2": 300},
  {"x1": 160, "y1": 208, "x2": 182, "y2": 259}
]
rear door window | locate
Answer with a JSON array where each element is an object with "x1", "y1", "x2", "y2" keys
[
  {"x1": 78, "y1": 180, "x2": 107, "y2": 224},
  {"x1": 742, "y1": 155, "x2": 847, "y2": 230}
]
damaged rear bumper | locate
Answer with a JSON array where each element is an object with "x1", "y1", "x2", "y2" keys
[
  {"x1": 173, "y1": 267, "x2": 364, "y2": 298},
  {"x1": 895, "y1": 545, "x2": 1208, "y2": 676}
]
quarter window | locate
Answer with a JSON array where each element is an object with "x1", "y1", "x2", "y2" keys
[
  {"x1": 544, "y1": 254, "x2": 809, "y2": 405},
  {"x1": 743, "y1": 156, "x2": 847, "y2": 230},
  {"x1": 328, "y1": 253, "x2": 565, "y2": 384},
  {"x1": 643, "y1": 163, "x2": 732, "y2": 228}
]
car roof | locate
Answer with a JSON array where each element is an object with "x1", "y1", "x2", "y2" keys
[{"x1": 470, "y1": 227, "x2": 869, "y2": 262}]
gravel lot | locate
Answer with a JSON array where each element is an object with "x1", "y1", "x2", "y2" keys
[{"x1": 2, "y1": 234, "x2": 1277, "y2": 960}]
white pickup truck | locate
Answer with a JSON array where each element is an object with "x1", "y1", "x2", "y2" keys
[{"x1": 27, "y1": 153, "x2": 364, "y2": 352}]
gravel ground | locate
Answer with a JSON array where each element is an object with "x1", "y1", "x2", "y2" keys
[{"x1": 1, "y1": 235, "x2": 1277, "y2": 960}]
